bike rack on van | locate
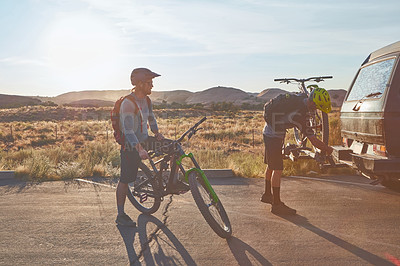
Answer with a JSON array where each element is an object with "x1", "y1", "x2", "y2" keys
[{"x1": 283, "y1": 144, "x2": 348, "y2": 172}]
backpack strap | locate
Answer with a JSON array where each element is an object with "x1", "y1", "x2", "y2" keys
[
  {"x1": 123, "y1": 94, "x2": 152, "y2": 133},
  {"x1": 146, "y1": 96, "x2": 151, "y2": 109},
  {"x1": 125, "y1": 94, "x2": 140, "y2": 114},
  {"x1": 125, "y1": 94, "x2": 151, "y2": 112},
  {"x1": 124, "y1": 94, "x2": 143, "y2": 132}
]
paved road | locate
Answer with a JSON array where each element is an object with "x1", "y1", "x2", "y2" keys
[{"x1": 0, "y1": 175, "x2": 399, "y2": 265}]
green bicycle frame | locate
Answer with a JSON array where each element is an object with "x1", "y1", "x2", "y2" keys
[{"x1": 176, "y1": 153, "x2": 219, "y2": 203}]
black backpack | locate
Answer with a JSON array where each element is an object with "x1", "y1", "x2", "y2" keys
[{"x1": 263, "y1": 93, "x2": 292, "y2": 123}]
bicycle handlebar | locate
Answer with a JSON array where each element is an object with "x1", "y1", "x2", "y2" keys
[
  {"x1": 177, "y1": 117, "x2": 207, "y2": 142},
  {"x1": 274, "y1": 76, "x2": 333, "y2": 83},
  {"x1": 147, "y1": 117, "x2": 207, "y2": 159}
]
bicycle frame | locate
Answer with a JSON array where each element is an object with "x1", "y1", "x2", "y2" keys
[
  {"x1": 130, "y1": 117, "x2": 232, "y2": 238},
  {"x1": 176, "y1": 153, "x2": 219, "y2": 203},
  {"x1": 138, "y1": 117, "x2": 219, "y2": 202}
]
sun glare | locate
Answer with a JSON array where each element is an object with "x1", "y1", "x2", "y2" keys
[{"x1": 41, "y1": 13, "x2": 122, "y2": 90}]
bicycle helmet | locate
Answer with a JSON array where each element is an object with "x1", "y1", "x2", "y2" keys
[
  {"x1": 130, "y1": 68, "x2": 160, "y2": 86},
  {"x1": 308, "y1": 85, "x2": 332, "y2": 113}
]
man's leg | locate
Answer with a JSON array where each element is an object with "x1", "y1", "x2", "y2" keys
[
  {"x1": 271, "y1": 169, "x2": 283, "y2": 204},
  {"x1": 116, "y1": 149, "x2": 139, "y2": 226},
  {"x1": 261, "y1": 166, "x2": 273, "y2": 203},
  {"x1": 264, "y1": 166, "x2": 273, "y2": 194},
  {"x1": 270, "y1": 169, "x2": 296, "y2": 215},
  {"x1": 116, "y1": 181, "x2": 129, "y2": 215},
  {"x1": 115, "y1": 181, "x2": 136, "y2": 226}
]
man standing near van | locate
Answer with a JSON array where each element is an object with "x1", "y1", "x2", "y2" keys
[{"x1": 262, "y1": 88, "x2": 334, "y2": 215}]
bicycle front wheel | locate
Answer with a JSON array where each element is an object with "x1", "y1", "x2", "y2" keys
[
  {"x1": 127, "y1": 163, "x2": 161, "y2": 215},
  {"x1": 188, "y1": 171, "x2": 232, "y2": 239}
]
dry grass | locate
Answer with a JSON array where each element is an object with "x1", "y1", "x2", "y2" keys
[{"x1": 0, "y1": 107, "x2": 348, "y2": 180}]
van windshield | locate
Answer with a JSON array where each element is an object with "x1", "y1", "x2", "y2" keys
[{"x1": 346, "y1": 58, "x2": 396, "y2": 101}]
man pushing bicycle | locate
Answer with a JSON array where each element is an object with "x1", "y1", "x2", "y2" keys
[
  {"x1": 262, "y1": 87, "x2": 334, "y2": 215},
  {"x1": 113, "y1": 68, "x2": 188, "y2": 226}
]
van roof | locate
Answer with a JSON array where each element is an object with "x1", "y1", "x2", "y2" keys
[{"x1": 363, "y1": 41, "x2": 400, "y2": 65}]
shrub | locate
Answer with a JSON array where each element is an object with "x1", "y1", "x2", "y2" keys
[
  {"x1": 56, "y1": 161, "x2": 84, "y2": 179},
  {"x1": 228, "y1": 152, "x2": 265, "y2": 178},
  {"x1": 28, "y1": 154, "x2": 55, "y2": 180},
  {"x1": 14, "y1": 165, "x2": 30, "y2": 179},
  {"x1": 30, "y1": 138, "x2": 57, "y2": 147},
  {"x1": 46, "y1": 146, "x2": 75, "y2": 165}
]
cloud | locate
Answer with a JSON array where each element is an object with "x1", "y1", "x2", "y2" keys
[
  {"x1": 77, "y1": 0, "x2": 400, "y2": 58},
  {"x1": 0, "y1": 57, "x2": 48, "y2": 67}
]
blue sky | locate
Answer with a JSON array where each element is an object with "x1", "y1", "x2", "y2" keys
[{"x1": 0, "y1": 0, "x2": 399, "y2": 96}]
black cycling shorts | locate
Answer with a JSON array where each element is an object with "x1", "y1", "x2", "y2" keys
[
  {"x1": 263, "y1": 135, "x2": 284, "y2": 170},
  {"x1": 120, "y1": 149, "x2": 140, "y2": 184}
]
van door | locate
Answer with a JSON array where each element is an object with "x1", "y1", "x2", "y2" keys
[{"x1": 341, "y1": 57, "x2": 397, "y2": 146}]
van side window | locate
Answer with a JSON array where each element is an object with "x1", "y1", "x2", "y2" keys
[{"x1": 346, "y1": 58, "x2": 396, "y2": 101}]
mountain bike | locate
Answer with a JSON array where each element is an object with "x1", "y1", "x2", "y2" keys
[
  {"x1": 127, "y1": 117, "x2": 232, "y2": 239},
  {"x1": 274, "y1": 76, "x2": 333, "y2": 164}
]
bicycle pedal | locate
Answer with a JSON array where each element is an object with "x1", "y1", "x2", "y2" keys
[
  {"x1": 140, "y1": 193, "x2": 148, "y2": 203},
  {"x1": 178, "y1": 190, "x2": 190, "y2": 195}
]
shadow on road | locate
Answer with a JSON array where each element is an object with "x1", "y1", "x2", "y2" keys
[
  {"x1": 0, "y1": 179, "x2": 40, "y2": 193},
  {"x1": 227, "y1": 237, "x2": 272, "y2": 266},
  {"x1": 209, "y1": 177, "x2": 250, "y2": 186},
  {"x1": 117, "y1": 214, "x2": 196, "y2": 265},
  {"x1": 117, "y1": 224, "x2": 140, "y2": 264},
  {"x1": 279, "y1": 214, "x2": 393, "y2": 266}
]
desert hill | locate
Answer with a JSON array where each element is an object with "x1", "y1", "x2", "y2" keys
[
  {"x1": 38, "y1": 89, "x2": 195, "y2": 105},
  {"x1": 186, "y1": 86, "x2": 252, "y2": 104},
  {"x1": 0, "y1": 94, "x2": 42, "y2": 108},
  {"x1": 67, "y1": 99, "x2": 115, "y2": 107},
  {"x1": 148, "y1": 90, "x2": 193, "y2": 104},
  {"x1": 40, "y1": 89, "x2": 130, "y2": 105},
  {"x1": 257, "y1": 88, "x2": 288, "y2": 100}
]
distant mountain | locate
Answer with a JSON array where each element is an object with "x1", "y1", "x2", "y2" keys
[
  {"x1": 66, "y1": 99, "x2": 115, "y2": 107},
  {"x1": 257, "y1": 88, "x2": 287, "y2": 101},
  {"x1": 39, "y1": 89, "x2": 195, "y2": 105},
  {"x1": 0, "y1": 94, "x2": 42, "y2": 108},
  {"x1": 149, "y1": 90, "x2": 193, "y2": 104},
  {"x1": 41, "y1": 89, "x2": 130, "y2": 104},
  {"x1": 186, "y1": 86, "x2": 251, "y2": 104}
]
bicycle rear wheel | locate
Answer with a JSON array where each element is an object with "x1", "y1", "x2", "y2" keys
[
  {"x1": 188, "y1": 171, "x2": 232, "y2": 239},
  {"x1": 294, "y1": 110, "x2": 329, "y2": 147},
  {"x1": 127, "y1": 162, "x2": 161, "y2": 214},
  {"x1": 313, "y1": 110, "x2": 329, "y2": 151}
]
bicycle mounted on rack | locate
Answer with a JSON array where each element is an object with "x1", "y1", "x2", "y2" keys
[
  {"x1": 273, "y1": 76, "x2": 335, "y2": 167},
  {"x1": 127, "y1": 117, "x2": 232, "y2": 239}
]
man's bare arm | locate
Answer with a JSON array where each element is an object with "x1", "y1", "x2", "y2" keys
[{"x1": 308, "y1": 135, "x2": 333, "y2": 155}]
